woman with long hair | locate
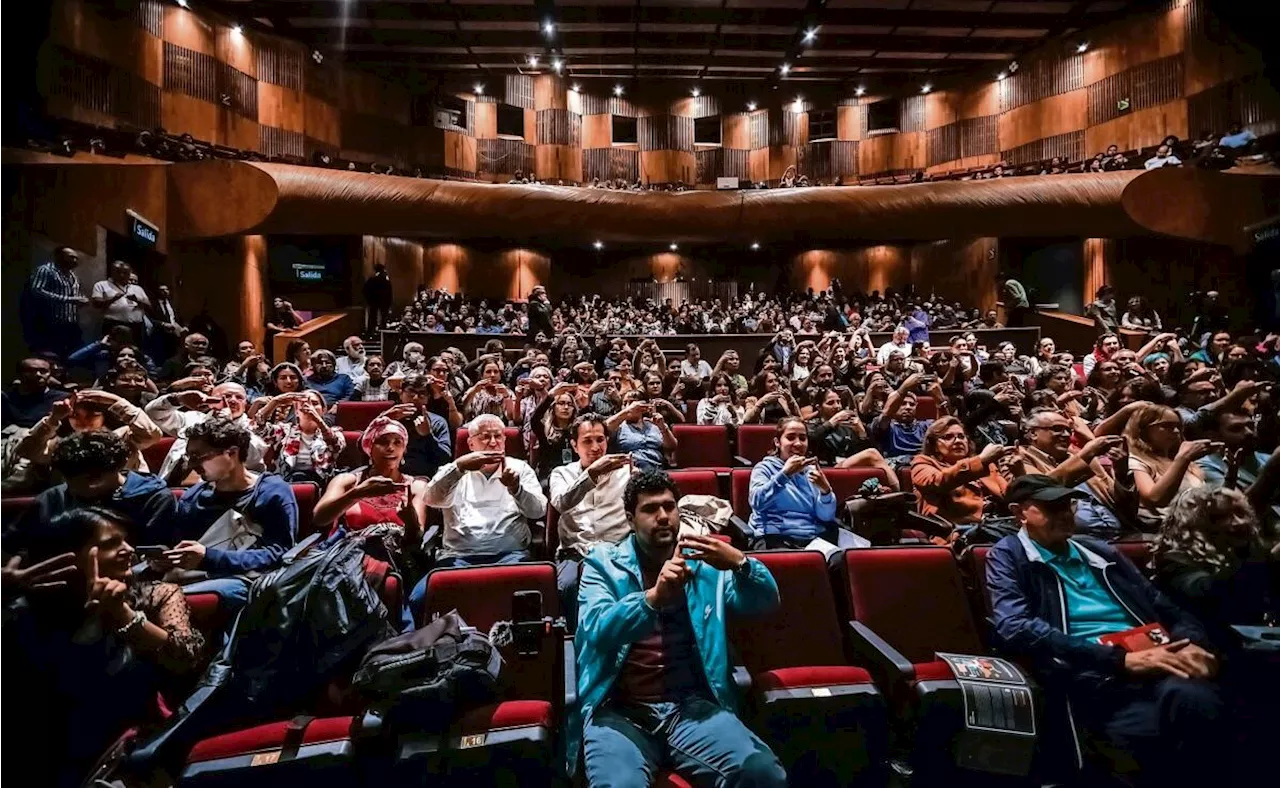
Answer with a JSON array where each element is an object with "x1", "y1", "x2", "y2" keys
[
  {"x1": 1082, "y1": 333, "x2": 1121, "y2": 378},
  {"x1": 806, "y1": 387, "x2": 900, "y2": 488},
  {"x1": 744, "y1": 369, "x2": 798, "y2": 424},
  {"x1": 909, "y1": 416, "x2": 1021, "y2": 527},
  {"x1": 639, "y1": 371, "x2": 686, "y2": 424},
  {"x1": 285, "y1": 339, "x2": 312, "y2": 377},
  {"x1": 461, "y1": 358, "x2": 516, "y2": 423},
  {"x1": 697, "y1": 373, "x2": 744, "y2": 426},
  {"x1": 787, "y1": 344, "x2": 815, "y2": 384},
  {"x1": 247, "y1": 361, "x2": 307, "y2": 421},
  {"x1": 4, "y1": 507, "x2": 204, "y2": 787},
  {"x1": 1123, "y1": 402, "x2": 1212, "y2": 529},
  {"x1": 529, "y1": 382, "x2": 579, "y2": 483},
  {"x1": 606, "y1": 390, "x2": 677, "y2": 472},
  {"x1": 313, "y1": 416, "x2": 428, "y2": 540},
  {"x1": 1154, "y1": 487, "x2": 1277, "y2": 651},
  {"x1": 746, "y1": 417, "x2": 838, "y2": 549},
  {"x1": 253, "y1": 390, "x2": 346, "y2": 484}
]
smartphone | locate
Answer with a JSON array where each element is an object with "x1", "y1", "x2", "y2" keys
[
  {"x1": 919, "y1": 374, "x2": 938, "y2": 385},
  {"x1": 511, "y1": 590, "x2": 545, "y2": 656},
  {"x1": 134, "y1": 545, "x2": 169, "y2": 560}
]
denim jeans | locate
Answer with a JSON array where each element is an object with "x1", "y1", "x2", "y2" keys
[
  {"x1": 407, "y1": 550, "x2": 531, "y2": 622},
  {"x1": 583, "y1": 696, "x2": 786, "y2": 788}
]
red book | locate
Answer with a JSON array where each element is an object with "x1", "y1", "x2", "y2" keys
[{"x1": 1097, "y1": 623, "x2": 1172, "y2": 652}]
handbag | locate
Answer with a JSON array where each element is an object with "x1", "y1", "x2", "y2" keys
[{"x1": 163, "y1": 508, "x2": 263, "y2": 584}]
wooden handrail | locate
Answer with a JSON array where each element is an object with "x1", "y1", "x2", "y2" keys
[{"x1": 273, "y1": 308, "x2": 362, "y2": 363}]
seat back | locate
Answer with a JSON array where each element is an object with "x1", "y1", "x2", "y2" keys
[
  {"x1": 142, "y1": 436, "x2": 176, "y2": 475},
  {"x1": 454, "y1": 427, "x2": 526, "y2": 460},
  {"x1": 335, "y1": 401, "x2": 393, "y2": 431},
  {"x1": 292, "y1": 482, "x2": 319, "y2": 539},
  {"x1": 338, "y1": 430, "x2": 366, "y2": 469},
  {"x1": 730, "y1": 468, "x2": 753, "y2": 521},
  {"x1": 671, "y1": 425, "x2": 732, "y2": 468},
  {"x1": 736, "y1": 425, "x2": 776, "y2": 465},
  {"x1": 839, "y1": 547, "x2": 985, "y2": 663},
  {"x1": 824, "y1": 468, "x2": 889, "y2": 506},
  {"x1": 731, "y1": 551, "x2": 847, "y2": 674},
  {"x1": 1112, "y1": 540, "x2": 1153, "y2": 576},
  {"x1": 422, "y1": 563, "x2": 559, "y2": 704},
  {"x1": 914, "y1": 396, "x2": 938, "y2": 421},
  {"x1": 668, "y1": 469, "x2": 722, "y2": 499}
]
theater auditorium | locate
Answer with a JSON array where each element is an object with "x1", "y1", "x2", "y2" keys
[{"x1": 3, "y1": 0, "x2": 1278, "y2": 786}]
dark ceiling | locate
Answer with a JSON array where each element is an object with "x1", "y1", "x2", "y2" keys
[{"x1": 218, "y1": 0, "x2": 1154, "y2": 91}]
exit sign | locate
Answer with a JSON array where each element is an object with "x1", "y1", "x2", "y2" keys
[{"x1": 127, "y1": 209, "x2": 159, "y2": 248}]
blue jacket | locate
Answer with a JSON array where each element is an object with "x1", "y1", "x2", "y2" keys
[
  {"x1": 308, "y1": 373, "x2": 355, "y2": 405},
  {"x1": 4, "y1": 471, "x2": 176, "y2": 555},
  {"x1": 746, "y1": 455, "x2": 837, "y2": 541},
  {"x1": 986, "y1": 529, "x2": 1209, "y2": 685},
  {"x1": 173, "y1": 473, "x2": 298, "y2": 574},
  {"x1": 571, "y1": 534, "x2": 779, "y2": 774}
]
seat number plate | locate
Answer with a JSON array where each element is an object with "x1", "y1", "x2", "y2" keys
[
  {"x1": 460, "y1": 734, "x2": 487, "y2": 749},
  {"x1": 811, "y1": 687, "x2": 832, "y2": 697},
  {"x1": 251, "y1": 751, "x2": 281, "y2": 767}
]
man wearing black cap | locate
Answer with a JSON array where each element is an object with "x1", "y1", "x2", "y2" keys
[{"x1": 986, "y1": 475, "x2": 1224, "y2": 784}]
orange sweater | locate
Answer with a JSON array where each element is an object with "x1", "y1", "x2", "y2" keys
[{"x1": 909, "y1": 454, "x2": 1009, "y2": 525}]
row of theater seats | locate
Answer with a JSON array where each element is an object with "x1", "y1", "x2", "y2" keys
[{"x1": 169, "y1": 541, "x2": 1154, "y2": 786}]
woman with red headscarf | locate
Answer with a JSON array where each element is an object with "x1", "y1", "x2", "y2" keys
[{"x1": 313, "y1": 416, "x2": 429, "y2": 539}]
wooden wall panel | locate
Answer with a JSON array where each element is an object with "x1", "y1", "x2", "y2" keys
[
  {"x1": 1085, "y1": 101, "x2": 1188, "y2": 157},
  {"x1": 258, "y1": 82, "x2": 304, "y2": 132},
  {"x1": 997, "y1": 90, "x2": 1086, "y2": 153},
  {"x1": 1087, "y1": 54, "x2": 1183, "y2": 126},
  {"x1": 443, "y1": 131, "x2": 477, "y2": 175},
  {"x1": 215, "y1": 25, "x2": 255, "y2": 78},
  {"x1": 1186, "y1": 73, "x2": 1280, "y2": 139},
  {"x1": 535, "y1": 144, "x2": 583, "y2": 183},
  {"x1": 1001, "y1": 130, "x2": 1084, "y2": 166},
  {"x1": 363, "y1": 236, "x2": 424, "y2": 308},
  {"x1": 304, "y1": 97, "x2": 340, "y2": 147},
  {"x1": 999, "y1": 54, "x2": 1084, "y2": 113},
  {"x1": 723, "y1": 112, "x2": 750, "y2": 149},
  {"x1": 161, "y1": 92, "x2": 217, "y2": 142},
  {"x1": 858, "y1": 131, "x2": 925, "y2": 177},
  {"x1": 524, "y1": 109, "x2": 537, "y2": 145},
  {"x1": 503, "y1": 74, "x2": 535, "y2": 110},
  {"x1": 220, "y1": 112, "x2": 258, "y2": 152},
  {"x1": 583, "y1": 148, "x2": 639, "y2": 182},
  {"x1": 582, "y1": 114, "x2": 611, "y2": 148},
  {"x1": 749, "y1": 148, "x2": 769, "y2": 183},
  {"x1": 1083, "y1": 4, "x2": 1185, "y2": 84},
  {"x1": 534, "y1": 75, "x2": 567, "y2": 111},
  {"x1": 749, "y1": 112, "x2": 769, "y2": 149},
  {"x1": 909, "y1": 238, "x2": 999, "y2": 312},
  {"x1": 474, "y1": 102, "x2": 497, "y2": 139},
  {"x1": 162, "y1": 5, "x2": 214, "y2": 56},
  {"x1": 926, "y1": 154, "x2": 1000, "y2": 176},
  {"x1": 837, "y1": 105, "x2": 862, "y2": 141},
  {"x1": 790, "y1": 246, "x2": 910, "y2": 295},
  {"x1": 640, "y1": 150, "x2": 695, "y2": 185}
]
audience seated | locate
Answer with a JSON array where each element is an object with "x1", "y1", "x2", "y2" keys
[
  {"x1": 163, "y1": 417, "x2": 299, "y2": 609},
  {"x1": 988, "y1": 474, "x2": 1226, "y2": 786},
  {"x1": 910, "y1": 416, "x2": 1020, "y2": 528},
  {"x1": 573, "y1": 470, "x2": 786, "y2": 787},
  {"x1": 306, "y1": 350, "x2": 355, "y2": 405},
  {"x1": 3, "y1": 507, "x2": 205, "y2": 788},
  {"x1": 146, "y1": 381, "x2": 266, "y2": 485},
  {"x1": 747, "y1": 418, "x2": 839, "y2": 549},
  {"x1": 1124, "y1": 403, "x2": 1210, "y2": 529},
  {"x1": 384, "y1": 374, "x2": 453, "y2": 479},
  {"x1": 871, "y1": 373, "x2": 947, "y2": 461},
  {"x1": 254, "y1": 390, "x2": 346, "y2": 485},
  {"x1": 607, "y1": 394, "x2": 677, "y2": 472},
  {"x1": 423, "y1": 414, "x2": 546, "y2": 571}
]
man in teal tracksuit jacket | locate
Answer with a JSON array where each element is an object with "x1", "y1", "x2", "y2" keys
[{"x1": 571, "y1": 470, "x2": 786, "y2": 788}]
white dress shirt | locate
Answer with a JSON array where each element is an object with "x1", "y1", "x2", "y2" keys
[
  {"x1": 92, "y1": 280, "x2": 150, "y2": 323},
  {"x1": 144, "y1": 396, "x2": 266, "y2": 480},
  {"x1": 548, "y1": 462, "x2": 632, "y2": 558},
  {"x1": 336, "y1": 355, "x2": 367, "y2": 380},
  {"x1": 427, "y1": 457, "x2": 547, "y2": 558},
  {"x1": 876, "y1": 340, "x2": 912, "y2": 365}
]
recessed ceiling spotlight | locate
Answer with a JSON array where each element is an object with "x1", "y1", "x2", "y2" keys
[
  {"x1": 571, "y1": 83, "x2": 581, "y2": 93},
  {"x1": 1077, "y1": 41, "x2": 1089, "y2": 53},
  {"x1": 780, "y1": 63, "x2": 790, "y2": 76},
  {"x1": 669, "y1": 243, "x2": 678, "y2": 251},
  {"x1": 793, "y1": 97, "x2": 804, "y2": 111},
  {"x1": 230, "y1": 24, "x2": 243, "y2": 36},
  {"x1": 528, "y1": 55, "x2": 539, "y2": 67},
  {"x1": 747, "y1": 101, "x2": 757, "y2": 111},
  {"x1": 750, "y1": 242, "x2": 760, "y2": 250},
  {"x1": 177, "y1": 0, "x2": 189, "y2": 7},
  {"x1": 997, "y1": 72, "x2": 1006, "y2": 81},
  {"x1": 593, "y1": 240, "x2": 603, "y2": 250},
  {"x1": 803, "y1": 28, "x2": 817, "y2": 43},
  {"x1": 855, "y1": 86, "x2": 865, "y2": 96},
  {"x1": 553, "y1": 59, "x2": 563, "y2": 73},
  {"x1": 474, "y1": 83, "x2": 485, "y2": 95},
  {"x1": 543, "y1": 21, "x2": 555, "y2": 35},
  {"x1": 691, "y1": 87, "x2": 700, "y2": 97},
  {"x1": 921, "y1": 84, "x2": 932, "y2": 93},
  {"x1": 613, "y1": 84, "x2": 624, "y2": 96}
]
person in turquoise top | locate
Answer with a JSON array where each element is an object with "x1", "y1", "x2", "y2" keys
[
  {"x1": 1030, "y1": 538, "x2": 1137, "y2": 641},
  {"x1": 747, "y1": 417, "x2": 838, "y2": 549},
  {"x1": 572, "y1": 470, "x2": 785, "y2": 787}
]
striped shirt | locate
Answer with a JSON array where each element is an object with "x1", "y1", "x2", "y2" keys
[{"x1": 29, "y1": 262, "x2": 82, "y2": 324}]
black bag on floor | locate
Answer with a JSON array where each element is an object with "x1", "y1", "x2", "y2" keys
[{"x1": 352, "y1": 610, "x2": 504, "y2": 729}]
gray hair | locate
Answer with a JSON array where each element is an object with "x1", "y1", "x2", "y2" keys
[
  {"x1": 312, "y1": 349, "x2": 337, "y2": 363},
  {"x1": 1155, "y1": 486, "x2": 1259, "y2": 572},
  {"x1": 466, "y1": 414, "x2": 505, "y2": 433}
]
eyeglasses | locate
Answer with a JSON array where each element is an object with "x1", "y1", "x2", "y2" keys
[
  {"x1": 1032, "y1": 425, "x2": 1072, "y2": 434},
  {"x1": 186, "y1": 449, "x2": 224, "y2": 466}
]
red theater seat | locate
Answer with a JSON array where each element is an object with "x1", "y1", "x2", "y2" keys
[
  {"x1": 455, "y1": 427, "x2": 526, "y2": 461},
  {"x1": 730, "y1": 551, "x2": 887, "y2": 782},
  {"x1": 825, "y1": 468, "x2": 890, "y2": 505},
  {"x1": 142, "y1": 436, "x2": 175, "y2": 475},
  {"x1": 668, "y1": 469, "x2": 722, "y2": 499},
  {"x1": 1112, "y1": 539, "x2": 1153, "y2": 576},
  {"x1": 730, "y1": 468, "x2": 753, "y2": 522},
  {"x1": 671, "y1": 424, "x2": 733, "y2": 469},
  {"x1": 735, "y1": 424, "x2": 776, "y2": 465},
  {"x1": 334, "y1": 401, "x2": 393, "y2": 431},
  {"x1": 337, "y1": 430, "x2": 365, "y2": 469},
  {"x1": 291, "y1": 483, "x2": 320, "y2": 540},
  {"x1": 401, "y1": 563, "x2": 564, "y2": 778}
]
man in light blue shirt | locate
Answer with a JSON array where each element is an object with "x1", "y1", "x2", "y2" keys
[
  {"x1": 1219, "y1": 123, "x2": 1256, "y2": 150},
  {"x1": 1195, "y1": 410, "x2": 1280, "y2": 527}
]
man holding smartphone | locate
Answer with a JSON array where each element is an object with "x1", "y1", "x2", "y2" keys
[{"x1": 573, "y1": 470, "x2": 785, "y2": 787}]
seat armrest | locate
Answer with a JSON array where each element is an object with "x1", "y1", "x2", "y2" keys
[
  {"x1": 733, "y1": 665, "x2": 752, "y2": 693},
  {"x1": 733, "y1": 455, "x2": 753, "y2": 467},
  {"x1": 848, "y1": 620, "x2": 914, "y2": 685},
  {"x1": 563, "y1": 636, "x2": 578, "y2": 710},
  {"x1": 904, "y1": 511, "x2": 954, "y2": 539},
  {"x1": 282, "y1": 532, "x2": 323, "y2": 564},
  {"x1": 724, "y1": 515, "x2": 753, "y2": 550}
]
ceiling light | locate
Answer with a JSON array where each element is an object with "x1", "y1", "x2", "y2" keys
[
  {"x1": 176, "y1": 0, "x2": 189, "y2": 7},
  {"x1": 750, "y1": 242, "x2": 760, "y2": 250},
  {"x1": 747, "y1": 101, "x2": 757, "y2": 111},
  {"x1": 311, "y1": 49, "x2": 323, "y2": 64},
  {"x1": 230, "y1": 24, "x2": 243, "y2": 36},
  {"x1": 593, "y1": 241, "x2": 604, "y2": 250},
  {"x1": 543, "y1": 21, "x2": 555, "y2": 35},
  {"x1": 1077, "y1": 41, "x2": 1089, "y2": 53},
  {"x1": 780, "y1": 63, "x2": 790, "y2": 75},
  {"x1": 571, "y1": 83, "x2": 581, "y2": 93},
  {"x1": 855, "y1": 86, "x2": 865, "y2": 96},
  {"x1": 803, "y1": 28, "x2": 817, "y2": 43},
  {"x1": 474, "y1": 83, "x2": 484, "y2": 95},
  {"x1": 613, "y1": 84, "x2": 624, "y2": 96},
  {"x1": 921, "y1": 84, "x2": 932, "y2": 93},
  {"x1": 691, "y1": 87, "x2": 701, "y2": 97},
  {"x1": 669, "y1": 243, "x2": 678, "y2": 251},
  {"x1": 528, "y1": 55, "x2": 539, "y2": 67},
  {"x1": 793, "y1": 97, "x2": 804, "y2": 111},
  {"x1": 997, "y1": 72, "x2": 1006, "y2": 81},
  {"x1": 553, "y1": 59, "x2": 563, "y2": 73}
]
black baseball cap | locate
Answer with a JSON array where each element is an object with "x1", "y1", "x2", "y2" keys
[{"x1": 1006, "y1": 474, "x2": 1090, "y2": 505}]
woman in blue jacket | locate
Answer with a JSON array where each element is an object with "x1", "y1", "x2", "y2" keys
[{"x1": 747, "y1": 417, "x2": 838, "y2": 549}]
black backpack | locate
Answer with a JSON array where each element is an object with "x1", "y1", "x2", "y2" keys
[{"x1": 352, "y1": 610, "x2": 504, "y2": 729}]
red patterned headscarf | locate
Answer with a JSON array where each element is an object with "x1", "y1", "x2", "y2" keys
[{"x1": 360, "y1": 416, "x2": 409, "y2": 457}]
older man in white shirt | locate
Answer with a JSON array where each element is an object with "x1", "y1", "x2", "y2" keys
[
  {"x1": 336, "y1": 335, "x2": 367, "y2": 380},
  {"x1": 144, "y1": 381, "x2": 266, "y2": 485},
  {"x1": 548, "y1": 413, "x2": 633, "y2": 624},
  {"x1": 426, "y1": 414, "x2": 547, "y2": 567},
  {"x1": 876, "y1": 325, "x2": 913, "y2": 365}
]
